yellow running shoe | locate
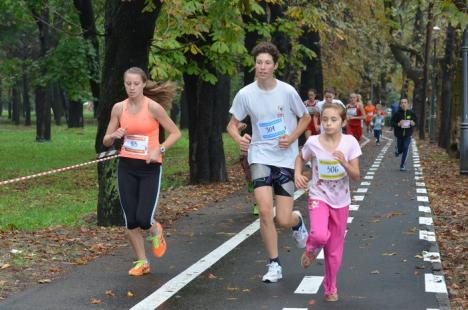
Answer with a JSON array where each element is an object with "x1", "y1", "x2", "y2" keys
[
  {"x1": 148, "y1": 222, "x2": 167, "y2": 258},
  {"x1": 128, "y1": 259, "x2": 150, "y2": 276}
]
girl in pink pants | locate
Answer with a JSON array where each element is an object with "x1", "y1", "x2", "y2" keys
[{"x1": 295, "y1": 101, "x2": 362, "y2": 302}]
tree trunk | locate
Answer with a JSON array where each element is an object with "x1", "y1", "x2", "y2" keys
[
  {"x1": 23, "y1": 69, "x2": 31, "y2": 126},
  {"x1": 95, "y1": 0, "x2": 161, "y2": 227},
  {"x1": 184, "y1": 72, "x2": 228, "y2": 184},
  {"x1": 73, "y1": 0, "x2": 101, "y2": 118},
  {"x1": 51, "y1": 84, "x2": 64, "y2": 125},
  {"x1": 32, "y1": 6, "x2": 52, "y2": 141},
  {"x1": 299, "y1": 30, "x2": 323, "y2": 100},
  {"x1": 438, "y1": 24, "x2": 455, "y2": 149},
  {"x1": 419, "y1": 1, "x2": 434, "y2": 140},
  {"x1": 68, "y1": 100, "x2": 84, "y2": 128},
  {"x1": 12, "y1": 81, "x2": 21, "y2": 125}
]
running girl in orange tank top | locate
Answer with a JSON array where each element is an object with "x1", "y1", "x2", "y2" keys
[{"x1": 103, "y1": 67, "x2": 181, "y2": 276}]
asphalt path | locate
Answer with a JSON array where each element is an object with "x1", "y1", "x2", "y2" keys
[{"x1": 1, "y1": 133, "x2": 450, "y2": 310}]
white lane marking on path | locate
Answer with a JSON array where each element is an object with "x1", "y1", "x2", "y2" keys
[
  {"x1": 425, "y1": 274, "x2": 448, "y2": 293},
  {"x1": 419, "y1": 217, "x2": 433, "y2": 225},
  {"x1": 360, "y1": 181, "x2": 371, "y2": 186},
  {"x1": 131, "y1": 188, "x2": 307, "y2": 309},
  {"x1": 283, "y1": 308, "x2": 307, "y2": 310},
  {"x1": 416, "y1": 182, "x2": 426, "y2": 187},
  {"x1": 294, "y1": 276, "x2": 325, "y2": 294},
  {"x1": 419, "y1": 206, "x2": 431, "y2": 213},
  {"x1": 364, "y1": 175, "x2": 374, "y2": 180},
  {"x1": 349, "y1": 205, "x2": 360, "y2": 211},
  {"x1": 353, "y1": 195, "x2": 365, "y2": 201},
  {"x1": 355, "y1": 188, "x2": 368, "y2": 193},
  {"x1": 419, "y1": 230, "x2": 436, "y2": 242},
  {"x1": 417, "y1": 196, "x2": 429, "y2": 202},
  {"x1": 416, "y1": 188, "x2": 427, "y2": 194},
  {"x1": 347, "y1": 217, "x2": 354, "y2": 224},
  {"x1": 423, "y1": 251, "x2": 441, "y2": 263}
]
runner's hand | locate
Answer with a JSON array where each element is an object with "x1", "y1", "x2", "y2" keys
[
  {"x1": 239, "y1": 134, "x2": 251, "y2": 152},
  {"x1": 278, "y1": 135, "x2": 291, "y2": 149},
  {"x1": 295, "y1": 173, "x2": 309, "y2": 189},
  {"x1": 146, "y1": 149, "x2": 160, "y2": 164},
  {"x1": 333, "y1": 151, "x2": 346, "y2": 166},
  {"x1": 111, "y1": 128, "x2": 126, "y2": 139}
]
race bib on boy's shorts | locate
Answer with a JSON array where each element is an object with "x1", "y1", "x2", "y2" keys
[
  {"x1": 122, "y1": 135, "x2": 149, "y2": 155},
  {"x1": 318, "y1": 158, "x2": 346, "y2": 180},
  {"x1": 257, "y1": 117, "x2": 287, "y2": 140},
  {"x1": 347, "y1": 107, "x2": 357, "y2": 116},
  {"x1": 401, "y1": 120, "x2": 411, "y2": 128}
]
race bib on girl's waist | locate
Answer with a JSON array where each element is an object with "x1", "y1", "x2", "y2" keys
[
  {"x1": 318, "y1": 159, "x2": 346, "y2": 180},
  {"x1": 347, "y1": 107, "x2": 357, "y2": 116},
  {"x1": 122, "y1": 135, "x2": 149, "y2": 155},
  {"x1": 257, "y1": 117, "x2": 287, "y2": 140}
]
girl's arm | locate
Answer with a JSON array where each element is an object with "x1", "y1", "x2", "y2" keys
[{"x1": 103, "y1": 103, "x2": 125, "y2": 147}]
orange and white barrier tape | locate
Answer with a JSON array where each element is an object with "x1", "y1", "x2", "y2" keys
[{"x1": 0, "y1": 150, "x2": 119, "y2": 186}]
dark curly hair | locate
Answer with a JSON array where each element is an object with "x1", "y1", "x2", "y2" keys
[{"x1": 251, "y1": 41, "x2": 280, "y2": 63}]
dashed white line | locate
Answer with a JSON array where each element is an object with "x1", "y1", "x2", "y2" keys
[
  {"x1": 425, "y1": 274, "x2": 448, "y2": 293},
  {"x1": 294, "y1": 276, "x2": 325, "y2": 294},
  {"x1": 419, "y1": 217, "x2": 433, "y2": 225}
]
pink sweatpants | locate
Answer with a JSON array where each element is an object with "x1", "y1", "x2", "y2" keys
[{"x1": 306, "y1": 199, "x2": 349, "y2": 296}]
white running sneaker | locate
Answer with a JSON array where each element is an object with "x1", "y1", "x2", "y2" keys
[
  {"x1": 292, "y1": 210, "x2": 308, "y2": 248},
  {"x1": 262, "y1": 262, "x2": 282, "y2": 283}
]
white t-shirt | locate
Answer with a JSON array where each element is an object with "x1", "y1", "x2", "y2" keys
[{"x1": 229, "y1": 80, "x2": 308, "y2": 169}]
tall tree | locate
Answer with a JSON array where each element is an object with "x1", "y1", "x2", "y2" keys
[
  {"x1": 95, "y1": 0, "x2": 161, "y2": 226},
  {"x1": 73, "y1": 0, "x2": 101, "y2": 118},
  {"x1": 31, "y1": 4, "x2": 53, "y2": 141}
]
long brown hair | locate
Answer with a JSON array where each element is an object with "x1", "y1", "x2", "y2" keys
[{"x1": 124, "y1": 67, "x2": 176, "y2": 111}]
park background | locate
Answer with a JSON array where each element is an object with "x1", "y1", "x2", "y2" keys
[{"x1": 0, "y1": 1, "x2": 466, "y2": 308}]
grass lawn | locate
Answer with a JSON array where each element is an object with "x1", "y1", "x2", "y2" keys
[{"x1": 0, "y1": 114, "x2": 239, "y2": 230}]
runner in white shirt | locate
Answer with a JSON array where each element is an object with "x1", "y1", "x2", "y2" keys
[{"x1": 227, "y1": 42, "x2": 311, "y2": 283}]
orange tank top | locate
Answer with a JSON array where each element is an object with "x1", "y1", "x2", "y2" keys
[{"x1": 119, "y1": 98, "x2": 161, "y2": 163}]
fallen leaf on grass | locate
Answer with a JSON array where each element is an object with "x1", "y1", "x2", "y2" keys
[
  {"x1": 127, "y1": 291, "x2": 135, "y2": 297},
  {"x1": 0, "y1": 280, "x2": 7, "y2": 286},
  {"x1": 1, "y1": 263, "x2": 11, "y2": 269},
  {"x1": 105, "y1": 290, "x2": 115, "y2": 297}
]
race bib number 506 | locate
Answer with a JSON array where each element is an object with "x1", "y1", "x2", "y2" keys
[{"x1": 318, "y1": 159, "x2": 346, "y2": 180}]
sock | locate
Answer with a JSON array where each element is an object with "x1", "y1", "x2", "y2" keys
[
  {"x1": 269, "y1": 257, "x2": 280, "y2": 265},
  {"x1": 292, "y1": 214, "x2": 302, "y2": 231}
]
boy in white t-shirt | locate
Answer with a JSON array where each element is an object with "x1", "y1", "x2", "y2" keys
[
  {"x1": 295, "y1": 102, "x2": 362, "y2": 302},
  {"x1": 227, "y1": 42, "x2": 311, "y2": 283}
]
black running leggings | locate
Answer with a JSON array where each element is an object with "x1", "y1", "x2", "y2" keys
[{"x1": 117, "y1": 158, "x2": 162, "y2": 230}]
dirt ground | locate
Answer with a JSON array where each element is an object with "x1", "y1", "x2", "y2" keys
[{"x1": 0, "y1": 143, "x2": 466, "y2": 309}]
